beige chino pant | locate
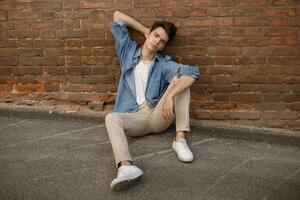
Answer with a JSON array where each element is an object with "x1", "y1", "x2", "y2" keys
[{"x1": 105, "y1": 76, "x2": 191, "y2": 166}]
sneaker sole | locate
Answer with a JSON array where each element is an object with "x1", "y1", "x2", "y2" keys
[
  {"x1": 173, "y1": 146, "x2": 193, "y2": 163},
  {"x1": 112, "y1": 174, "x2": 143, "y2": 191}
]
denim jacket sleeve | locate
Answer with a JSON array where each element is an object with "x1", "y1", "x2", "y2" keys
[
  {"x1": 162, "y1": 56, "x2": 200, "y2": 83},
  {"x1": 111, "y1": 20, "x2": 137, "y2": 67}
]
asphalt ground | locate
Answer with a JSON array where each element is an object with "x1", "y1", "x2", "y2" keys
[{"x1": 0, "y1": 108, "x2": 299, "y2": 200}]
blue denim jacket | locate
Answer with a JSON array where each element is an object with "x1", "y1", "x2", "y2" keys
[{"x1": 111, "y1": 20, "x2": 200, "y2": 113}]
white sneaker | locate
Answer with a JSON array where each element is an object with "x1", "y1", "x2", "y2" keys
[
  {"x1": 110, "y1": 165, "x2": 143, "y2": 191},
  {"x1": 172, "y1": 138, "x2": 193, "y2": 162}
]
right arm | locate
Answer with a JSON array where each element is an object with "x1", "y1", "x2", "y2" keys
[{"x1": 113, "y1": 10, "x2": 149, "y2": 37}]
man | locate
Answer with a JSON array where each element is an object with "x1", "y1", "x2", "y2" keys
[{"x1": 105, "y1": 10, "x2": 200, "y2": 191}]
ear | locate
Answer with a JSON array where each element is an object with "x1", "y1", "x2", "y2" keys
[{"x1": 144, "y1": 29, "x2": 150, "y2": 38}]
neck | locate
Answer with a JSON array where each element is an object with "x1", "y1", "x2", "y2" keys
[{"x1": 141, "y1": 45, "x2": 155, "y2": 63}]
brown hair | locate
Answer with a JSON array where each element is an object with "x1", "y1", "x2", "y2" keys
[{"x1": 150, "y1": 21, "x2": 177, "y2": 45}]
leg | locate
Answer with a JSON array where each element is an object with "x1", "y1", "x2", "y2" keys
[
  {"x1": 149, "y1": 75, "x2": 193, "y2": 162},
  {"x1": 148, "y1": 75, "x2": 191, "y2": 135},
  {"x1": 105, "y1": 111, "x2": 149, "y2": 167}
]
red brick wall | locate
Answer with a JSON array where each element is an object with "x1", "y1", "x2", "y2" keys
[{"x1": 0, "y1": 0, "x2": 299, "y2": 131}]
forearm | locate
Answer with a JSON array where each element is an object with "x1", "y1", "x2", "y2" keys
[
  {"x1": 167, "y1": 75, "x2": 196, "y2": 98},
  {"x1": 113, "y1": 10, "x2": 148, "y2": 35}
]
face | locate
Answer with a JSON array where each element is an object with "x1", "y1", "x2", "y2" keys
[{"x1": 145, "y1": 27, "x2": 169, "y2": 53}]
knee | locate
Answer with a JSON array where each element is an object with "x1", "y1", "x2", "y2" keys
[{"x1": 105, "y1": 112, "x2": 120, "y2": 125}]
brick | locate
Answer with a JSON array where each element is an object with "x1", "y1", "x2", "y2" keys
[
  {"x1": 229, "y1": 111, "x2": 260, "y2": 119},
  {"x1": 211, "y1": 28, "x2": 244, "y2": 36},
  {"x1": 66, "y1": 40, "x2": 82, "y2": 48},
  {"x1": 15, "y1": 84, "x2": 44, "y2": 93},
  {"x1": 173, "y1": 8, "x2": 189, "y2": 18},
  {"x1": 262, "y1": 28, "x2": 296, "y2": 36},
  {"x1": 115, "y1": 0, "x2": 133, "y2": 9},
  {"x1": 0, "y1": 22, "x2": 13, "y2": 30},
  {"x1": 264, "y1": 93, "x2": 282, "y2": 102},
  {"x1": 83, "y1": 39, "x2": 113, "y2": 47},
  {"x1": 31, "y1": 21, "x2": 63, "y2": 30},
  {"x1": 202, "y1": 102, "x2": 234, "y2": 110},
  {"x1": 41, "y1": 12, "x2": 57, "y2": 19},
  {"x1": 88, "y1": 101, "x2": 105, "y2": 111},
  {"x1": 65, "y1": 67, "x2": 91, "y2": 75},
  {"x1": 0, "y1": 76, "x2": 15, "y2": 84},
  {"x1": 84, "y1": 75, "x2": 114, "y2": 84},
  {"x1": 62, "y1": 83, "x2": 92, "y2": 92},
  {"x1": 0, "y1": 84, "x2": 13, "y2": 92},
  {"x1": 44, "y1": 48, "x2": 65, "y2": 56},
  {"x1": 290, "y1": 103, "x2": 300, "y2": 111},
  {"x1": 134, "y1": 0, "x2": 164, "y2": 8},
  {"x1": 34, "y1": 40, "x2": 64, "y2": 47},
  {"x1": 231, "y1": 93, "x2": 264, "y2": 102},
  {"x1": 66, "y1": 56, "x2": 81, "y2": 66},
  {"x1": 183, "y1": 0, "x2": 215, "y2": 7},
  {"x1": 35, "y1": 57, "x2": 64, "y2": 66},
  {"x1": 260, "y1": 84, "x2": 289, "y2": 92},
  {"x1": 40, "y1": 30, "x2": 56, "y2": 39},
  {"x1": 255, "y1": 102, "x2": 287, "y2": 111},
  {"x1": 282, "y1": 94, "x2": 300, "y2": 102},
  {"x1": 88, "y1": 29, "x2": 105, "y2": 38},
  {"x1": 80, "y1": 1, "x2": 113, "y2": 9},
  {"x1": 13, "y1": 67, "x2": 42, "y2": 75},
  {"x1": 91, "y1": 66, "x2": 108, "y2": 75},
  {"x1": 0, "y1": 57, "x2": 17, "y2": 66},
  {"x1": 57, "y1": 30, "x2": 88, "y2": 39},
  {"x1": 0, "y1": 67, "x2": 13, "y2": 75},
  {"x1": 43, "y1": 66, "x2": 64, "y2": 75},
  {"x1": 44, "y1": 83, "x2": 60, "y2": 92},
  {"x1": 0, "y1": 2, "x2": 13, "y2": 11},
  {"x1": 211, "y1": 111, "x2": 228, "y2": 119},
  {"x1": 31, "y1": 1, "x2": 62, "y2": 11},
  {"x1": 93, "y1": 48, "x2": 108, "y2": 56},
  {"x1": 0, "y1": 49, "x2": 15, "y2": 57},
  {"x1": 17, "y1": 75, "x2": 38, "y2": 84},
  {"x1": 63, "y1": 0, "x2": 80, "y2": 10},
  {"x1": 213, "y1": 93, "x2": 230, "y2": 102},
  {"x1": 8, "y1": 12, "x2": 39, "y2": 20},
  {"x1": 213, "y1": 75, "x2": 232, "y2": 85},
  {"x1": 66, "y1": 48, "x2": 92, "y2": 56},
  {"x1": 207, "y1": 47, "x2": 238, "y2": 56},
  {"x1": 58, "y1": 11, "x2": 89, "y2": 19},
  {"x1": 8, "y1": 30, "x2": 39, "y2": 39},
  {"x1": 190, "y1": 111, "x2": 211, "y2": 119},
  {"x1": 0, "y1": 31, "x2": 7, "y2": 39},
  {"x1": 261, "y1": 111, "x2": 297, "y2": 120},
  {"x1": 19, "y1": 39, "x2": 33, "y2": 47},
  {"x1": 0, "y1": 12, "x2": 7, "y2": 21},
  {"x1": 63, "y1": 20, "x2": 80, "y2": 29},
  {"x1": 18, "y1": 57, "x2": 34, "y2": 66},
  {"x1": 91, "y1": 84, "x2": 108, "y2": 92},
  {"x1": 208, "y1": 66, "x2": 239, "y2": 75},
  {"x1": 137, "y1": 8, "x2": 172, "y2": 18},
  {"x1": 237, "y1": 0, "x2": 268, "y2": 6},
  {"x1": 17, "y1": 48, "x2": 43, "y2": 57},
  {"x1": 234, "y1": 18, "x2": 269, "y2": 26}
]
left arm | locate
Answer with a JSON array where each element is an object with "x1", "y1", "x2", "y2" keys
[{"x1": 162, "y1": 75, "x2": 196, "y2": 121}]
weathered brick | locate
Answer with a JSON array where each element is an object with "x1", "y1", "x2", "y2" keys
[
  {"x1": 17, "y1": 48, "x2": 43, "y2": 57},
  {"x1": 231, "y1": 93, "x2": 264, "y2": 102},
  {"x1": 0, "y1": 84, "x2": 13, "y2": 92},
  {"x1": 31, "y1": 21, "x2": 63, "y2": 30},
  {"x1": 229, "y1": 111, "x2": 260, "y2": 119},
  {"x1": 65, "y1": 67, "x2": 91, "y2": 75},
  {"x1": 289, "y1": 103, "x2": 300, "y2": 111},
  {"x1": 80, "y1": 0, "x2": 113, "y2": 9},
  {"x1": 57, "y1": 30, "x2": 88, "y2": 39},
  {"x1": 35, "y1": 57, "x2": 65, "y2": 66},
  {"x1": 66, "y1": 48, "x2": 92, "y2": 56},
  {"x1": 261, "y1": 111, "x2": 297, "y2": 120},
  {"x1": 31, "y1": 1, "x2": 62, "y2": 11},
  {"x1": 8, "y1": 12, "x2": 39, "y2": 20},
  {"x1": 0, "y1": 57, "x2": 17, "y2": 66},
  {"x1": 15, "y1": 84, "x2": 44, "y2": 93},
  {"x1": 255, "y1": 102, "x2": 287, "y2": 111},
  {"x1": 13, "y1": 67, "x2": 42, "y2": 75},
  {"x1": 34, "y1": 40, "x2": 64, "y2": 47},
  {"x1": 0, "y1": 49, "x2": 15, "y2": 57}
]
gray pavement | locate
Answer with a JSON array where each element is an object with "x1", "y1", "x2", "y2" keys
[{"x1": 0, "y1": 109, "x2": 299, "y2": 200}]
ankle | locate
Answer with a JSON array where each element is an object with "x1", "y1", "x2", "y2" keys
[
  {"x1": 175, "y1": 131, "x2": 186, "y2": 140},
  {"x1": 118, "y1": 160, "x2": 133, "y2": 168}
]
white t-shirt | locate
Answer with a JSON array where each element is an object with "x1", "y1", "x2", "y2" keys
[{"x1": 133, "y1": 60, "x2": 152, "y2": 105}]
